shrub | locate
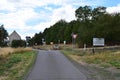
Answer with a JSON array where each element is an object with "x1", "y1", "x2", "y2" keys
[{"x1": 11, "y1": 40, "x2": 26, "y2": 48}]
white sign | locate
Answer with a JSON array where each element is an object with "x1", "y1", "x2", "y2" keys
[
  {"x1": 93, "y1": 38, "x2": 105, "y2": 46},
  {"x1": 64, "y1": 41, "x2": 66, "y2": 45}
]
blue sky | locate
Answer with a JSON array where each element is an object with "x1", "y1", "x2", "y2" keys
[{"x1": 0, "y1": 0, "x2": 120, "y2": 39}]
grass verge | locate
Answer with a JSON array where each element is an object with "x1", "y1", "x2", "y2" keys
[
  {"x1": 62, "y1": 49, "x2": 120, "y2": 69},
  {"x1": 62, "y1": 49, "x2": 120, "y2": 80},
  {"x1": 0, "y1": 48, "x2": 37, "y2": 80}
]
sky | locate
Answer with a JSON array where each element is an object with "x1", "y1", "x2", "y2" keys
[{"x1": 0, "y1": 0, "x2": 120, "y2": 39}]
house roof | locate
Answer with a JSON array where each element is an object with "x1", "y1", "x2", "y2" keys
[{"x1": 9, "y1": 30, "x2": 21, "y2": 39}]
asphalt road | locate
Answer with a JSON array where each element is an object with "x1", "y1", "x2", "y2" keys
[{"x1": 26, "y1": 50, "x2": 87, "y2": 80}]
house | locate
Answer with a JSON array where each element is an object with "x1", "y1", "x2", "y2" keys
[{"x1": 9, "y1": 30, "x2": 21, "y2": 45}]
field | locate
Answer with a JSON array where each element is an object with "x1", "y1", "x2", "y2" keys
[{"x1": 0, "y1": 47, "x2": 36, "y2": 80}]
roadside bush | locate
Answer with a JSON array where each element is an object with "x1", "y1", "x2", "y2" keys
[{"x1": 11, "y1": 40, "x2": 26, "y2": 48}]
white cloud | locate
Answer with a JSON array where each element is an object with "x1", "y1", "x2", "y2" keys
[
  {"x1": 107, "y1": 4, "x2": 120, "y2": 13},
  {"x1": 27, "y1": 5, "x2": 76, "y2": 34},
  {"x1": 51, "y1": 5, "x2": 76, "y2": 22},
  {"x1": 0, "y1": 0, "x2": 16, "y2": 12},
  {"x1": 0, "y1": 7, "x2": 38, "y2": 28}
]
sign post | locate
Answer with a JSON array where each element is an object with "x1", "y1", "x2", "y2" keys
[
  {"x1": 92, "y1": 38, "x2": 105, "y2": 54},
  {"x1": 93, "y1": 38, "x2": 105, "y2": 46},
  {"x1": 71, "y1": 33, "x2": 77, "y2": 48}
]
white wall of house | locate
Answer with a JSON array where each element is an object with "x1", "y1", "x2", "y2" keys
[{"x1": 9, "y1": 31, "x2": 21, "y2": 45}]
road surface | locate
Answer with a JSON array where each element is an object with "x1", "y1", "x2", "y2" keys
[{"x1": 26, "y1": 50, "x2": 87, "y2": 80}]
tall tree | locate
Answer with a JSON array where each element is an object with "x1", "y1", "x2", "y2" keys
[
  {"x1": 34, "y1": 32, "x2": 43, "y2": 45},
  {"x1": 0, "y1": 24, "x2": 8, "y2": 46},
  {"x1": 92, "y1": 6, "x2": 106, "y2": 21},
  {"x1": 43, "y1": 19, "x2": 68, "y2": 44},
  {"x1": 75, "y1": 5, "x2": 92, "y2": 22}
]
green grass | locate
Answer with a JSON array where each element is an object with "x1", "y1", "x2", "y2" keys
[
  {"x1": 0, "y1": 50, "x2": 37, "y2": 80},
  {"x1": 109, "y1": 61, "x2": 120, "y2": 69}
]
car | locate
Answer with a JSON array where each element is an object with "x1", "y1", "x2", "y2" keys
[{"x1": 53, "y1": 44, "x2": 60, "y2": 50}]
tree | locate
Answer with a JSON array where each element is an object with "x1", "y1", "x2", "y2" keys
[
  {"x1": 33, "y1": 32, "x2": 43, "y2": 45},
  {"x1": 43, "y1": 19, "x2": 68, "y2": 44},
  {"x1": 105, "y1": 13, "x2": 120, "y2": 45},
  {"x1": 75, "y1": 5, "x2": 92, "y2": 22},
  {"x1": 0, "y1": 24, "x2": 8, "y2": 46},
  {"x1": 75, "y1": 6, "x2": 107, "y2": 46},
  {"x1": 92, "y1": 6, "x2": 106, "y2": 21}
]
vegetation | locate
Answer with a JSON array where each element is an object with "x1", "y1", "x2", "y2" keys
[
  {"x1": 62, "y1": 48, "x2": 120, "y2": 69},
  {"x1": 30, "y1": 5, "x2": 120, "y2": 47},
  {"x1": 0, "y1": 47, "x2": 36, "y2": 80},
  {"x1": 11, "y1": 40, "x2": 26, "y2": 48},
  {"x1": 0, "y1": 24, "x2": 8, "y2": 47}
]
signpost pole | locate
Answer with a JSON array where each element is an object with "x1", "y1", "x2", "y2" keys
[{"x1": 71, "y1": 33, "x2": 77, "y2": 49}]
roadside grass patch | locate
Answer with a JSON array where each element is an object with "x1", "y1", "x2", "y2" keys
[
  {"x1": 62, "y1": 49, "x2": 120, "y2": 69},
  {"x1": 0, "y1": 48, "x2": 37, "y2": 80},
  {"x1": 109, "y1": 61, "x2": 120, "y2": 69}
]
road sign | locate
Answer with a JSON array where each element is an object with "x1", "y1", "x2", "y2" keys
[
  {"x1": 73, "y1": 34, "x2": 77, "y2": 39},
  {"x1": 93, "y1": 38, "x2": 105, "y2": 46}
]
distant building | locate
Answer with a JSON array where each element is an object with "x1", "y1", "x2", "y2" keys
[{"x1": 9, "y1": 30, "x2": 21, "y2": 45}]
